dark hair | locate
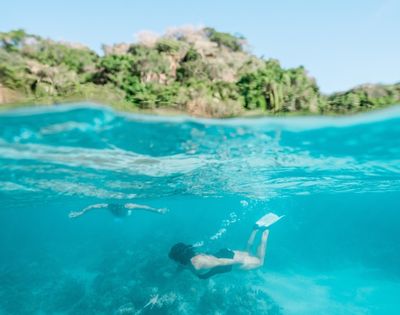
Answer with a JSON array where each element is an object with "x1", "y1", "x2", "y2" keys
[{"x1": 168, "y1": 243, "x2": 196, "y2": 265}]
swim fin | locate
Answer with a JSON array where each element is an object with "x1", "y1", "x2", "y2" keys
[{"x1": 255, "y1": 212, "x2": 284, "y2": 228}]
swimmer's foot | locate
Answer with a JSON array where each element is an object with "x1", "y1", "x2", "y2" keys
[
  {"x1": 157, "y1": 208, "x2": 169, "y2": 214},
  {"x1": 253, "y1": 224, "x2": 269, "y2": 231}
]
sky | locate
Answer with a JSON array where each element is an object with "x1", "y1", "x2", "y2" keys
[{"x1": 1, "y1": 0, "x2": 399, "y2": 93}]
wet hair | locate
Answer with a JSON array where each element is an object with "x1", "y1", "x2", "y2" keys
[{"x1": 168, "y1": 243, "x2": 196, "y2": 265}]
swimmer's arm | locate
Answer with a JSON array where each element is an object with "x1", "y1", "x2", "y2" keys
[
  {"x1": 68, "y1": 203, "x2": 109, "y2": 218},
  {"x1": 124, "y1": 203, "x2": 168, "y2": 214},
  {"x1": 191, "y1": 255, "x2": 238, "y2": 270}
]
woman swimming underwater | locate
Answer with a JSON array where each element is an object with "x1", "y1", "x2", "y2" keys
[
  {"x1": 69, "y1": 203, "x2": 168, "y2": 218},
  {"x1": 169, "y1": 213, "x2": 283, "y2": 279},
  {"x1": 169, "y1": 227, "x2": 270, "y2": 279}
]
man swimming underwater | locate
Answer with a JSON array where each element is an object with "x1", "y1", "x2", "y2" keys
[
  {"x1": 69, "y1": 203, "x2": 168, "y2": 219},
  {"x1": 168, "y1": 212, "x2": 283, "y2": 279}
]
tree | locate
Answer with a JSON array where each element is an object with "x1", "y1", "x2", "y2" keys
[
  {"x1": 238, "y1": 60, "x2": 322, "y2": 113},
  {"x1": 204, "y1": 27, "x2": 245, "y2": 52},
  {"x1": 0, "y1": 29, "x2": 28, "y2": 52}
]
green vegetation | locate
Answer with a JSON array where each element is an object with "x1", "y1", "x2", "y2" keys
[
  {"x1": 204, "y1": 27, "x2": 245, "y2": 52},
  {"x1": 325, "y1": 84, "x2": 400, "y2": 114},
  {"x1": 0, "y1": 27, "x2": 399, "y2": 117}
]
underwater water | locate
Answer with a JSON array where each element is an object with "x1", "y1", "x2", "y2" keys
[{"x1": 0, "y1": 103, "x2": 400, "y2": 315}]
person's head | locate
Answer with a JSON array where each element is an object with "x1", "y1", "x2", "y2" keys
[
  {"x1": 108, "y1": 204, "x2": 128, "y2": 217},
  {"x1": 168, "y1": 242, "x2": 196, "y2": 265}
]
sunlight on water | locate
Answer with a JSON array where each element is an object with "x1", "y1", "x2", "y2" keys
[{"x1": 0, "y1": 103, "x2": 400, "y2": 314}]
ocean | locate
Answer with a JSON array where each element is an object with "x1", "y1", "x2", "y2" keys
[{"x1": 0, "y1": 103, "x2": 399, "y2": 314}]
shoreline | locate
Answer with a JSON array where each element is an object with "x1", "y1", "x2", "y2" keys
[
  {"x1": 1, "y1": 97, "x2": 398, "y2": 119},
  {"x1": 2, "y1": 100, "x2": 399, "y2": 132}
]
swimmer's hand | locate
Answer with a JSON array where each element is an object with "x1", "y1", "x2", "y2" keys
[
  {"x1": 157, "y1": 208, "x2": 169, "y2": 214},
  {"x1": 68, "y1": 211, "x2": 83, "y2": 219}
]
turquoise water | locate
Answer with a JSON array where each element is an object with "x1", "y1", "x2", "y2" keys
[{"x1": 0, "y1": 103, "x2": 400, "y2": 315}]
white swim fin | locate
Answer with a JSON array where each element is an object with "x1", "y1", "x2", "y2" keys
[{"x1": 255, "y1": 212, "x2": 285, "y2": 228}]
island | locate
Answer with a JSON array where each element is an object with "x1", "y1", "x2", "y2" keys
[{"x1": 1, "y1": 27, "x2": 399, "y2": 117}]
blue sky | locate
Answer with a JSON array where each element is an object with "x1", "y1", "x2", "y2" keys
[{"x1": 2, "y1": 0, "x2": 399, "y2": 93}]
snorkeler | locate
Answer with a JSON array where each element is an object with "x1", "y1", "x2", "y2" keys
[
  {"x1": 68, "y1": 203, "x2": 168, "y2": 219},
  {"x1": 168, "y1": 213, "x2": 283, "y2": 279}
]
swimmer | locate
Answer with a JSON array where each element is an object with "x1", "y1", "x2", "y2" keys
[
  {"x1": 169, "y1": 212, "x2": 283, "y2": 279},
  {"x1": 68, "y1": 203, "x2": 168, "y2": 219},
  {"x1": 168, "y1": 227, "x2": 270, "y2": 279}
]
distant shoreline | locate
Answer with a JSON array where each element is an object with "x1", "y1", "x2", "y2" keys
[{"x1": 2, "y1": 100, "x2": 399, "y2": 122}]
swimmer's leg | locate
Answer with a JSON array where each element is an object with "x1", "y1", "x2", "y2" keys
[
  {"x1": 246, "y1": 229, "x2": 258, "y2": 253},
  {"x1": 256, "y1": 229, "x2": 270, "y2": 266}
]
